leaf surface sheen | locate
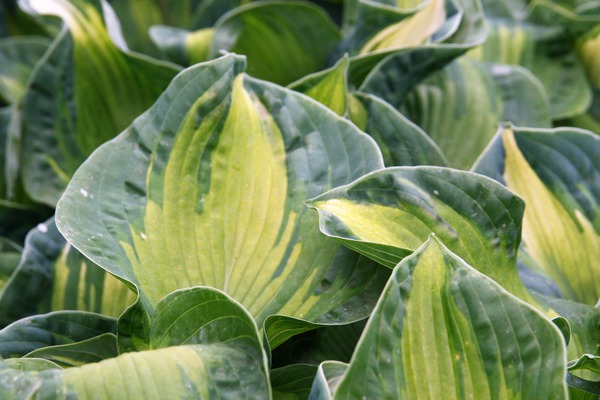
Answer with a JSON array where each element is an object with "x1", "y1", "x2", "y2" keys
[
  {"x1": 19, "y1": 0, "x2": 179, "y2": 205},
  {"x1": 56, "y1": 54, "x2": 388, "y2": 339},
  {"x1": 307, "y1": 166, "x2": 538, "y2": 308},
  {"x1": 501, "y1": 127, "x2": 600, "y2": 305},
  {"x1": 312, "y1": 237, "x2": 568, "y2": 399}
]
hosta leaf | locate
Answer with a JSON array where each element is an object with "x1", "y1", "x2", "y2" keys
[
  {"x1": 23, "y1": 332, "x2": 118, "y2": 368},
  {"x1": 0, "y1": 107, "x2": 10, "y2": 197},
  {"x1": 56, "y1": 54, "x2": 388, "y2": 345},
  {"x1": 474, "y1": 127, "x2": 600, "y2": 305},
  {"x1": 0, "y1": 291, "x2": 271, "y2": 398},
  {"x1": 0, "y1": 250, "x2": 20, "y2": 288},
  {"x1": 110, "y1": 0, "x2": 226, "y2": 57},
  {"x1": 0, "y1": 311, "x2": 115, "y2": 359},
  {"x1": 341, "y1": 0, "x2": 447, "y2": 56},
  {"x1": 211, "y1": 1, "x2": 341, "y2": 85},
  {"x1": 18, "y1": 0, "x2": 179, "y2": 206},
  {"x1": 480, "y1": 0, "x2": 600, "y2": 26},
  {"x1": 149, "y1": 25, "x2": 214, "y2": 66},
  {"x1": 0, "y1": 200, "x2": 52, "y2": 246},
  {"x1": 0, "y1": 36, "x2": 50, "y2": 104},
  {"x1": 358, "y1": 0, "x2": 447, "y2": 55},
  {"x1": 539, "y1": 295, "x2": 600, "y2": 357},
  {"x1": 517, "y1": 258, "x2": 563, "y2": 298},
  {"x1": 560, "y1": 88, "x2": 600, "y2": 134},
  {"x1": 350, "y1": 0, "x2": 486, "y2": 88},
  {"x1": 193, "y1": 0, "x2": 248, "y2": 29},
  {"x1": 348, "y1": 92, "x2": 448, "y2": 167},
  {"x1": 271, "y1": 364, "x2": 318, "y2": 400},
  {"x1": 570, "y1": 354, "x2": 600, "y2": 375},
  {"x1": 307, "y1": 166, "x2": 541, "y2": 307},
  {"x1": 312, "y1": 236, "x2": 568, "y2": 399},
  {"x1": 467, "y1": 20, "x2": 591, "y2": 119},
  {"x1": 525, "y1": 0, "x2": 600, "y2": 27},
  {"x1": 0, "y1": 218, "x2": 135, "y2": 327},
  {"x1": 288, "y1": 55, "x2": 350, "y2": 116},
  {"x1": 399, "y1": 57, "x2": 551, "y2": 169},
  {"x1": 568, "y1": 354, "x2": 600, "y2": 397},
  {"x1": 0, "y1": 0, "x2": 56, "y2": 38},
  {"x1": 577, "y1": 26, "x2": 600, "y2": 88},
  {"x1": 309, "y1": 361, "x2": 347, "y2": 400},
  {"x1": 149, "y1": 287, "x2": 262, "y2": 351},
  {"x1": 2, "y1": 358, "x2": 60, "y2": 372},
  {"x1": 272, "y1": 320, "x2": 366, "y2": 367}
]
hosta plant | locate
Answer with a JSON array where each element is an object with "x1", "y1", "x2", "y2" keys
[{"x1": 0, "y1": 0, "x2": 599, "y2": 398}]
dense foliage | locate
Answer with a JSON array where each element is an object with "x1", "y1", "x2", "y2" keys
[{"x1": 1, "y1": 0, "x2": 600, "y2": 398}]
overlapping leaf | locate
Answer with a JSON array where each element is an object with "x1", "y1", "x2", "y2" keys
[
  {"x1": 399, "y1": 57, "x2": 551, "y2": 168},
  {"x1": 17, "y1": 0, "x2": 179, "y2": 205},
  {"x1": 0, "y1": 287, "x2": 271, "y2": 399},
  {"x1": 350, "y1": 0, "x2": 486, "y2": 89},
  {"x1": 149, "y1": 25, "x2": 214, "y2": 66},
  {"x1": 0, "y1": 311, "x2": 116, "y2": 359},
  {"x1": 56, "y1": 54, "x2": 389, "y2": 346},
  {"x1": 310, "y1": 237, "x2": 567, "y2": 399},
  {"x1": 271, "y1": 364, "x2": 318, "y2": 400},
  {"x1": 349, "y1": 92, "x2": 448, "y2": 167},
  {"x1": 0, "y1": 36, "x2": 50, "y2": 104},
  {"x1": 467, "y1": 20, "x2": 591, "y2": 119},
  {"x1": 307, "y1": 166, "x2": 540, "y2": 307},
  {"x1": 211, "y1": 1, "x2": 341, "y2": 85},
  {"x1": 474, "y1": 126, "x2": 600, "y2": 306},
  {"x1": 288, "y1": 55, "x2": 350, "y2": 117},
  {"x1": 0, "y1": 218, "x2": 136, "y2": 327}
]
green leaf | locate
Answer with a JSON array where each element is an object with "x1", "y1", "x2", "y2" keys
[
  {"x1": 568, "y1": 354, "x2": 600, "y2": 396},
  {"x1": 0, "y1": 0, "x2": 57, "y2": 37},
  {"x1": 1, "y1": 358, "x2": 61, "y2": 372},
  {"x1": 1, "y1": 323, "x2": 270, "y2": 398},
  {"x1": 309, "y1": 361, "x2": 347, "y2": 400},
  {"x1": 348, "y1": 92, "x2": 448, "y2": 167},
  {"x1": 577, "y1": 26, "x2": 600, "y2": 88},
  {"x1": 149, "y1": 287, "x2": 262, "y2": 351},
  {"x1": 539, "y1": 295, "x2": 600, "y2": 357},
  {"x1": 0, "y1": 218, "x2": 135, "y2": 327},
  {"x1": 474, "y1": 126, "x2": 600, "y2": 305},
  {"x1": 56, "y1": 54, "x2": 388, "y2": 347},
  {"x1": 314, "y1": 236, "x2": 568, "y2": 399},
  {"x1": 0, "y1": 200, "x2": 52, "y2": 246},
  {"x1": 288, "y1": 55, "x2": 350, "y2": 116},
  {"x1": 341, "y1": 0, "x2": 447, "y2": 56},
  {"x1": 467, "y1": 20, "x2": 591, "y2": 119},
  {"x1": 271, "y1": 364, "x2": 318, "y2": 400},
  {"x1": 0, "y1": 310, "x2": 115, "y2": 359},
  {"x1": 570, "y1": 354, "x2": 600, "y2": 375},
  {"x1": 358, "y1": 0, "x2": 447, "y2": 55},
  {"x1": 23, "y1": 332, "x2": 118, "y2": 368},
  {"x1": 399, "y1": 57, "x2": 551, "y2": 169},
  {"x1": 0, "y1": 250, "x2": 20, "y2": 288},
  {"x1": 18, "y1": 0, "x2": 179, "y2": 205},
  {"x1": 149, "y1": 25, "x2": 214, "y2": 66},
  {"x1": 349, "y1": 0, "x2": 486, "y2": 87},
  {"x1": 192, "y1": 0, "x2": 248, "y2": 29},
  {"x1": 211, "y1": 1, "x2": 341, "y2": 85},
  {"x1": 307, "y1": 166, "x2": 541, "y2": 307},
  {"x1": 0, "y1": 107, "x2": 10, "y2": 198},
  {"x1": 109, "y1": 0, "x2": 250, "y2": 59},
  {"x1": 0, "y1": 286, "x2": 270, "y2": 397},
  {"x1": 271, "y1": 320, "x2": 366, "y2": 367},
  {"x1": 0, "y1": 36, "x2": 50, "y2": 104}
]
